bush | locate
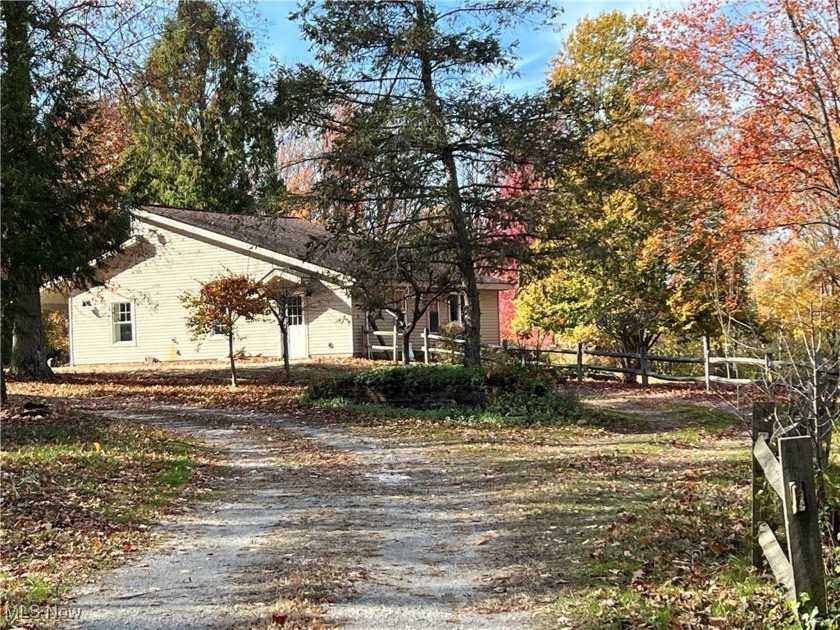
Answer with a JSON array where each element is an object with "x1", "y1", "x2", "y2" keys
[
  {"x1": 492, "y1": 389, "x2": 583, "y2": 424},
  {"x1": 305, "y1": 364, "x2": 488, "y2": 408},
  {"x1": 485, "y1": 363, "x2": 556, "y2": 397},
  {"x1": 306, "y1": 363, "x2": 587, "y2": 424}
]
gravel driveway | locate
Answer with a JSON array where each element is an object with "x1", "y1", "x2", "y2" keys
[{"x1": 62, "y1": 407, "x2": 533, "y2": 629}]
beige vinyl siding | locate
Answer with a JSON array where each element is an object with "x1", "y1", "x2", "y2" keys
[
  {"x1": 306, "y1": 280, "x2": 354, "y2": 357},
  {"x1": 479, "y1": 290, "x2": 501, "y2": 345},
  {"x1": 69, "y1": 221, "x2": 353, "y2": 366}
]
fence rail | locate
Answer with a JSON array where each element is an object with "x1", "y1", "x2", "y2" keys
[{"x1": 363, "y1": 324, "x2": 839, "y2": 390}]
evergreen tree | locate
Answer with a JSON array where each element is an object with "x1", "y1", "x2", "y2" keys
[
  {"x1": 1, "y1": 1, "x2": 128, "y2": 377},
  {"x1": 278, "y1": 0, "x2": 563, "y2": 366},
  {"x1": 124, "y1": 1, "x2": 280, "y2": 213}
]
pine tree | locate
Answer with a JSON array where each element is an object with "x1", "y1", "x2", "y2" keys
[
  {"x1": 278, "y1": 0, "x2": 562, "y2": 366},
  {"x1": 124, "y1": 0, "x2": 280, "y2": 214}
]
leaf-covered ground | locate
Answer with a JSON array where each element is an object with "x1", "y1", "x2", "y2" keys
[
  {"x1": 5, "y1": 360, "x2": 838, "y2": 629},
  {"x1": 0, "y1": 401, "x2": 216, "y2": 629}
]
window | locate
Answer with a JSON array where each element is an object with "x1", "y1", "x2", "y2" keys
[
  {"x1": 286, "y1": 295, "x2": 303, "y2": 326},
  {"x1": 211, "y1": 308, "x2": 228, "y2": 336},
  {"x1": 448, "y1": 294, "x2": 463, "y2": 324},
  {"x1": 428, "y1": 300, "x2": 440, "y2": 333},
  {"x1": 112, "y1": 302, "x2": 134, "y2": 343}
]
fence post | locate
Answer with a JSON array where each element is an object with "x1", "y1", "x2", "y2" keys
[
  {"x1": 779, "y1": 435, "x2": 827, "y2": 616},
  {"x1": 703, "y1": 336, "x2": 712, "y2": 393},
  {"x1": 363, "y1": 318, "x2": 369, "y2": 360},
  {"x1": 639, "y1": 345, "x2": 649, "y2": 387},
  {"x1": 422, "y1": 328, "x2": 429, "y2": 364},
  {"x1": 576, "y1": 342, "x2": 584, "y2": 383},
  {"x1": 392, "y1": 322, "x2": 399, "y2": 363},
  {"x1": 752, "y1": 401, "x2": 775, "y2": 569}
]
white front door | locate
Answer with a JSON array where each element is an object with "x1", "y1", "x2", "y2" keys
[{"x1": 285, "y1": 294, "x2": 307, "y2": 359}]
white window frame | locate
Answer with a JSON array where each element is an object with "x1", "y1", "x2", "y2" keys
[
  {"x1": 209, "y1": 307, "x2": 228, "y2": 337},
  {"x1": 448, "y1": 294, "x2": 463, "y2": 324},
  {"x1": 286, "y1": 294, "x2": 304, "y2": 326},
  {"x1": 111, "y1": 302, "x2": 136, "y2": 345}
]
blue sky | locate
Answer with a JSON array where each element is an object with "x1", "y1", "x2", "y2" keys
[{"x1": 248, "y1": 0, "x2": 687, "y2": 93}]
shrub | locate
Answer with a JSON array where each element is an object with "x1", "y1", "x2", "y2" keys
[
  {"x1": 305, "y1": 372, "x2": 359, "y2": 402},
  {"x1": 492, "y1": 389, "x2": 583, "y2": 424},
  {"x1": 485, "y1": 363, "x2": 555, "y2": 397},
  {"x1": 305, "y1": 364, "x2": 488, "y2": 408},
  {"x1": 305, "y1": 363, "x2": 588, "y2": 424}
]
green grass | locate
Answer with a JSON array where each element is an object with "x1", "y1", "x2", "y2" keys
[{"x1": 0, "y1": 406, "x2": 210, "y2": 627}]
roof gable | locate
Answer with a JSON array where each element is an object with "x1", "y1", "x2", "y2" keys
[{"x1": 138, "y1": 205, "x2": 328, "y2": 263}]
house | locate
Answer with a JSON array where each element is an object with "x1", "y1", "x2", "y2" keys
[{"x1": 45, "y1": 206, "x2": 509, "y2": 366}]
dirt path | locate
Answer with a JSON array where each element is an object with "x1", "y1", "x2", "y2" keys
[{"x1": 63, "y1": 407, "x2": 531, "y2": 629}]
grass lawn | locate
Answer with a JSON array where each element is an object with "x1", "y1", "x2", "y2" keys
[
  {"x1": 0, "y1": 400, "x2": 215, "y2": 629},
  {"x1": 6, "y1": 360, "x2": 839, "y2": 628}
]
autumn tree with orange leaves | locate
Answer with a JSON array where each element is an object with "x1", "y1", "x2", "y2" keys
[
  {"x1": 182, "y1": 274, "x2": 265, "y2": 387},
  {"x1": 649, "y1": 0, "x2": 839, "y2": 296},
  {"x1": 647, "y1": 0, "x2": 839, "y2": 475}
]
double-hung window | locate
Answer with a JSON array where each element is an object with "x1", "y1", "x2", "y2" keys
[
  {"x1": 112, "y1": 302, "x2": 134, "y2": 343},
  {"x1": 211, "y1": 307, "x2": 228, "y2": 336}
]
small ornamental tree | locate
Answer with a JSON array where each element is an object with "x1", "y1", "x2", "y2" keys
[
  {"x1": 256, "y1": 276, "x2": 304, "y2": 380},
  {"x1": 182, "y1": 274, "x2": 265, "y2": 387}
]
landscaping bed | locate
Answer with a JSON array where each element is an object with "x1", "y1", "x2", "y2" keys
[{"x1": 305, "y1": 363, "x2": 592, "y2": 425}]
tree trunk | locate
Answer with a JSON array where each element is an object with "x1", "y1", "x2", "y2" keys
[
  {"x1": 415, "y1": 0, "x2": 482, "y2": 367},
  {"x1": 460, "y1": 277, "x2": 482, "y2": 367},
  {"x1": 228, "y1": 331, "x2": 238, "y2": 387},
  {"x1": 401, "y1": 323, "x2": 416, "y2": 366},
  {"x1": 1, "y1": 351, "x2": 8, "y2": 406},
  {"x1": 9, "y1": 271, "x2": 53, "y2": 378},
  {"x1": 280, "y1": 322, "x2": 290, "y2": 379},
  {"x1": 618, "y1": 334, "x2": 639, "y2": 384}
]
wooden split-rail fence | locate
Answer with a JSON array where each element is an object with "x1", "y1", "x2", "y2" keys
[
  {"x1": 365, "y1": 325, "x2": 839, "y2": 391},
  {"x1": 751, "y1": 402, "x2": 827, "y2": 615}
]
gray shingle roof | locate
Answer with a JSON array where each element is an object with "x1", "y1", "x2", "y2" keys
[
  {"x1": 138, "y1": 205, "x2": 510, "y2": 287},
  {"x1": 139, "y1": 205, "x2": 329, "y2": 265}
]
